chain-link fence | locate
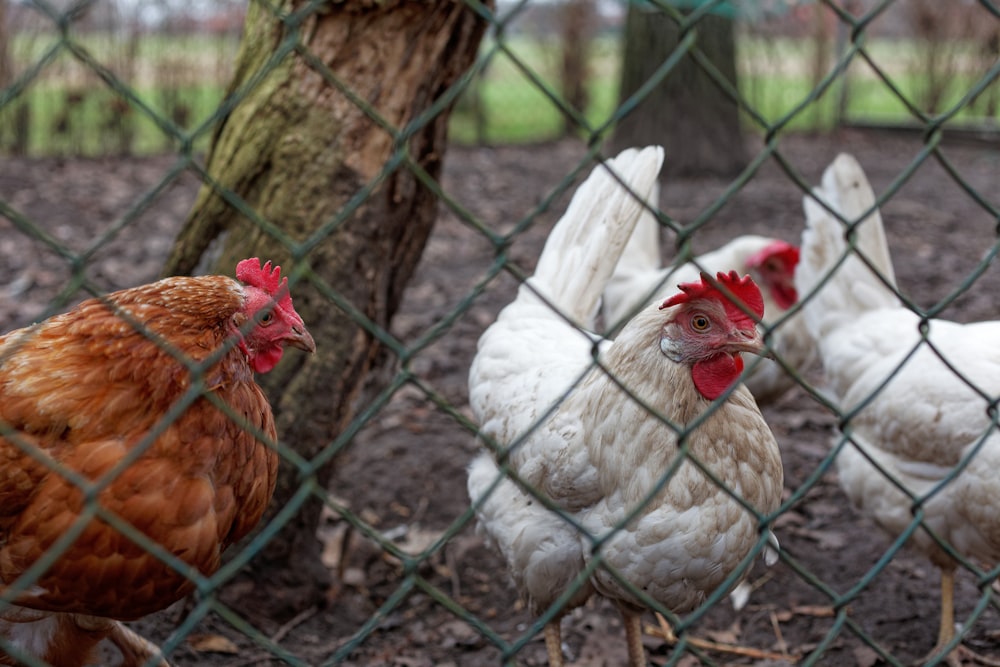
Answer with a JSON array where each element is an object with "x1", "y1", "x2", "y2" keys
[{"x1": 1, "y1": 1, "x2": 1000, "y2": 666}]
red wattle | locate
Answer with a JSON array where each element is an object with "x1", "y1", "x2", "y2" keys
[
  {"x1": 691, "y1": 354, "x2": 744, "y2": 400},
  {"x1": 250, "y1": 346, "x2": 284, "y2": 374},
  {"x1": 773, "y1": 284, "x2": 798, "y2": 310}
]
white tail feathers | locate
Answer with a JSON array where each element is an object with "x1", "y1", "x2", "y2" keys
[
  {"x1": 528, "y1": 146, "x2": 664, "y2": 328},
  {"x1": 602, "y1": 179, "x2": 663, "y2": 328},
  {"x1": 796, "y1": 153, "x2": 900, "y2": 341}
]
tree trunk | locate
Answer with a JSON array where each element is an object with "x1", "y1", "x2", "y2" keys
[
  {"x1": 0, "y1": 0, "x2": 28, "y2": 156},
  {"x1": 0, "y1": 0, "x2": 8, "y2": 89},
  {"x1": 162, "y1": 0, "x2": 488, "y2": 616},
  {"x1": 611, "y1": 6, "x2": 746, "y2": 178},
  {"x1": 560, "y1": 0, "x2": 595, "y2": 136}
]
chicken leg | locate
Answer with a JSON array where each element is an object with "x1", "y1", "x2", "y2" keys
[
  {"x1": 544, "y1": 620, "x2": 564, "y2": 667},
  {"x1": 926, "y1": 567, "x2": 1000, "y2": 667},
  {"x1": 621, "y1": 607, "x2": 646, "y2": 667},
  {"x1": 928, "y1": 566, "x2": 958, "y2": 664}
]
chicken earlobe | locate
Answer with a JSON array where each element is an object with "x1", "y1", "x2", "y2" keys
[{"x1": 659, "y1": 332, "x2": 684, "y2": 362}]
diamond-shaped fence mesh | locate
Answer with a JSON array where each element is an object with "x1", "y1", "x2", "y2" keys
[{"x1": 1, "y1": 0, "x2": 999, "y2": 665}]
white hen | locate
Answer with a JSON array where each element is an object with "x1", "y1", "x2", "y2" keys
[
  {"x1": 795, "y1": 153, "x2": 1000, "y2": 663},
  {"x1": 468, "y1": 146, "x2": 784, "y2": 667},
  {"x1": 603, "y1": 198, "x2": 810, "y2": 404}
]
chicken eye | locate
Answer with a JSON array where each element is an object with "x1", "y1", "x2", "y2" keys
[
  {"x1": 691, "y1": 314, "x2": 711, "y2": 331},
  {"x1": 259, "y1": 312, "x2": 275, "y2": 326}
]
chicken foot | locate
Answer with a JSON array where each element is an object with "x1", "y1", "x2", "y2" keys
[
  {"x1": 104, "y1": 621, "x2": 173, "y2": 667},
  {"x1": 924, "y1": 568, "x2": 1000, "y2": 667}
]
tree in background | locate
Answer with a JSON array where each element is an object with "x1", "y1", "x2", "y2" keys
[
  {"x1": 0, "y1": 0, "x2": 9, "y2": 111},
  {"x1": 0, "y1": 0, "x2": 30, "y2": 156},
  {"x1": 611, "y1": 3, "x2": 746, "y2": 177},
  {"x1": 904, "y1": 0, "x2": 999, "y2": 117},
  {"x1": 163, "y1": 0, "x2": 488, "y2": 614},
  {"x1": 559, "y1": 0, "x2": 596, "y2": 136}
]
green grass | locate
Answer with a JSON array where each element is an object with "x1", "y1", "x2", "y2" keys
[
  {"x1": 448, "y1": 34, "x2": 624, "y2": 145},
  {"x1": 736, "y1": 34, "x2": 1000, "y2": 132},
  {"x1": 447, "y1": 33, "x2": 999, "y2": 146},
  {"x1": 2, "y1": 82, "x2": 228, "y2": 156},
  {"x1": 2, "y1": 30, "x2": 238, "y2": 156},
  {"x1": 2, "y1": 31, "x2": 997, "y2": 156}
]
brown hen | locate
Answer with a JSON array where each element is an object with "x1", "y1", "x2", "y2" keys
[{"x1": 0, "y1": 258, "x2": 315, "y2": 666}]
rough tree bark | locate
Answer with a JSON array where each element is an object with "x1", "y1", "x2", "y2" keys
[
  {"x1": 162, "y1": 0, "x2": 488, "y2": 615},
  {"x1": 611, "y1": 6, "x2": 746, "y2": 178}
]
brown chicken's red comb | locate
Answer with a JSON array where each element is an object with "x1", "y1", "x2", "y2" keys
[
  {"x1": 236, "y1": 258, "x2": 292, "y2": 308},
  {"x1": 745, "y1": 240, "x2": 800, "y2": 270},
  {"x1": 660, "y1": 271, "x2": 765, "y2": 324}
]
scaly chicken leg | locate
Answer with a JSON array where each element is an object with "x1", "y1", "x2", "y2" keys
[
  {"x1": 927, "y1": 567, "x2": 1000, "y2": 667},
  {"x1": 621, "y1": 607, "x2": 645, "y2": 667},
  {"x1": 544, "y1": 620, "x2": 564, "y2": 667},
  {"x1": 930, "y1": 567, "x2": 957, "y2": 663}
]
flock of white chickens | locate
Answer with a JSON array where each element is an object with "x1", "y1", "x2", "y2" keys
[{"x1": 466, "y1": 147, "x2": 1000, "y2": 666}]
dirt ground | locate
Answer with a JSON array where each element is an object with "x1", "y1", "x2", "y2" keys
[{"x1": 2, "y1": 129, "x2": 1000, "y2": 666}]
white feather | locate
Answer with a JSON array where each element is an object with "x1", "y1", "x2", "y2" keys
[{"x1": 796, "y1": 153, "x2": 1000, "y2": 574}]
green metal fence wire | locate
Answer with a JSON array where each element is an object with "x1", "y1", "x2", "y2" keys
[{"x1": 1, "y1": 0, "x2": 1000, "y2": 665}]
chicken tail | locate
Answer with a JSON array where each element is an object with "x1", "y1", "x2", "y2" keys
[
  {"x1": 795, "y1": 153, "x2": 899, "y2": 341},
  {"x1": 528, "y1": 146, "x2": 664, "y2": 329},
  {"x1": 601, "y1": 179, "x2": 663, "y2": 329}
]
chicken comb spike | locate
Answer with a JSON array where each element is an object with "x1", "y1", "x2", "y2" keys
[
  {"x1": 745, "y1": 240, "x2": 800, "y2": 270},
  {"x1": 236, "y1": 258, "x2": 292, "y2": 309},
  {"x1": 660, "y1": 271, "x2": 765, "y2": 324}
]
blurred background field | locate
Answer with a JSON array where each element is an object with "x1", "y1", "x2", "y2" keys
[{"x1": 2, "y1": 0, "x2": 998, "y2": 157}]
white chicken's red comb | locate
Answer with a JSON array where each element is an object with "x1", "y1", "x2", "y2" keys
[
  {"x1": 660, "y1": 271, "x2": 765, "y2": 325},
  {"x1": 236, "y1": 258, "x2": 292, "y2": 309},
  {"x1": 745, "y1": 240, "x2": 800, "y2": 270}
]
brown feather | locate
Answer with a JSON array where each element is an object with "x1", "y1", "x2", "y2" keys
[{"x1": 0, "y1": 275, "x2": 280, "y2": 649}]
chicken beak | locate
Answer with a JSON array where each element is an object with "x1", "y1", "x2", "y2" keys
[
  {"x1": 287, "y1": 325, "x2": 317, "y2": 353},
  {"x1": 729, "y1": 327, "x2": 771, "y2": 359}
]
